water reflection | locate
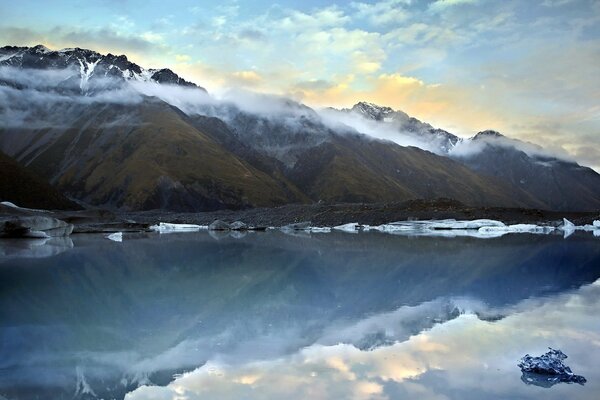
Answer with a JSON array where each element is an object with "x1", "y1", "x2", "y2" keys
[
  {"x1": 128, "y1": 280, "x2": 600, "y2": 400},
  {"x1": 0, "y1": 232, "x2": 599, "y2": 400}
]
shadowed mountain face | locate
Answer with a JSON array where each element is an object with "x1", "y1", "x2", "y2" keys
[
  {"x1": 1, "y1": 45, "x2": 599, "y2": 212},
  {"x1": 0, "y1": 99, "x2": 305, "y2": 211},
  {"x1": 454, "y1": 132, "x2": 600, "y2": 211},
  {"x1": 0, "y1": 151, "x2": 79, "y2": 210}
]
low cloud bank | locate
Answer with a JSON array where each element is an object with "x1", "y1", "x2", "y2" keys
[{"x1": 0, "y1": 66, "x2": 578, "y2": 165}]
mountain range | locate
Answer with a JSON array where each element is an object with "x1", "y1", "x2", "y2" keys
[{"x1": 1, "y1": 45, "x2": 599, "y2": 212}]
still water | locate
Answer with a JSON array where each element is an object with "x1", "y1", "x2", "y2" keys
[{"x1": 0, "y1": 231, "x2": 599, "y2": 400}]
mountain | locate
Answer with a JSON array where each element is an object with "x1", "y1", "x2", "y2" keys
[
  {"x1": 0, "y1": 45, "x2": 203, "y2": 92},
  {"x1": 333, "y1": 102, "x2": 600, "y2": 211},
  {"x1": 337, "y1": 101, "x2": 460, "y2": 153},
  {"x1": 1, "y1": 45, "x2": 599, "y2": 212},
  {"x1": 0, "y1": 151, "x2": 79, "y2": 210},
  {"x1": 0, "y1": 98, "x2": 306, "y2": 211},
  {"x1": 454, "y1": 131, "x2": 600, "y2": 211},
  {"x1": 191, "y1": 99, "x2": 538, "y2": 206}
]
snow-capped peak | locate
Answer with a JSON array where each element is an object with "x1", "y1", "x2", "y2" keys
[
  {"x1": 0, "y1": 44, "x2": 205, "y2": 93},
  {"x1": 350, "y1": 101, "x2": 397, "y2": 121},
  {"x1": 472, "y1": 130, "x2": 505, "y2": 140}
]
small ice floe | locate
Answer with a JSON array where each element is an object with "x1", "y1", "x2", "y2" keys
[
  {"x1": 561, "y1": 218, "x2": 576, "y2": 238},
  {"x1": 1, "y1": 216, "x2": 74, "y2": 238},
  {"x1": 518, "y1": 348, "x2": 586, "y2": 387},
  {"x1": 333, "y1": 223, "x2": 360, "y2": 233},
  {"x1": 309, "y1": 227, "x2": 332, "y2": 233},
  {"x1": 363, "y1": 219, "x2": 554, "y2": 239},
  {"x1": 559, "y1": 218, "x2": 600, "y2": 238},
  {"x1": 106, "y1": 232, "x2": 123, "y2": 242},
  {"x1": 149, "y1": 223, "x2": 207, "y2": 233}
]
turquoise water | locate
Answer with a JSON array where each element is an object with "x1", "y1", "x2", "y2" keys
[{"x1": 1, "y1": 231, "x2": 599, "y2": 399}]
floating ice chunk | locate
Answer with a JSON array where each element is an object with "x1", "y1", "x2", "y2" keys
[
  {"x1": 106, "y1": 232, "x2": 123, "y2": 242},
  {"x1": 150, "y1": 223, "x2": 207, "y2": 233},
  {"x1": 426, "y1": 219, "x2": 506, "y2": 230},
  {"x1": 478, "y1": 224, "x2": 554, "y2": 234},
  {"x1": 518, "y1": 348, "x2": 586, "y2": 386},
  {"x1": 333, "y1": 223, "x2": 359, "y2": 233},
  {"x1": 561, "y1": 218, "x2": 576, "y2": 238},
  {"x1": 562, "y1": 218, "x2": 575, "y2": 229},
  {"x1": 362, "y1": 220, "x2": 554, "y2": 239},
  {"x1": 309, "y1": 227, "x2": 331, "y2": 233},
  {"x1": 593, "y1": 220, "x2": 600, "y2": 228}
]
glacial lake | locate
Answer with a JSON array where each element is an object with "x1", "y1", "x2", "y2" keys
[{"x1": 1, "y1": 230, "x2": 599, "y2": 400}]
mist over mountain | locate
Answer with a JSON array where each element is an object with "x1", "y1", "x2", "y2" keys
[{"x1": 1, "y1": 45, "x2": 599, "y2": 212}]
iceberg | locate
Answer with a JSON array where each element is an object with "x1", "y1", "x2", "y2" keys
[
  {"x1": 149, "y1": 223, "x2": 207, "y2": 233},
  {"x1": 106, "y1": 232, "x2": 123, "y2": 242},
  {"x1": 333, "y1": 223, "x2": 360, "y2": 233}
]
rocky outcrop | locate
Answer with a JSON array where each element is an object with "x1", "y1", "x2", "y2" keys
[
  {"x1": 1, "y1": 216, "x2": 74, "y2": 238},
  {"x1": 208, "y1": 220, "x2": 231, "y2": 231}
]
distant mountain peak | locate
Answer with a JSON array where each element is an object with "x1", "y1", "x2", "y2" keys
[
  {"x1": 0, "y1": 44, "x2": 204, "y2": 92},
  {"x1": 348, "y1": 101, "x2": 399, "y2": 121},
  {"x1": 31, "y1": 44, "x2": 51, "y2": 53},
  {"x1": 472, "y1": 130, "x2": 505, "y2": 140}
]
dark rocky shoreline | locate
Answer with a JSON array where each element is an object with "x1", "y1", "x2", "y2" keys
[
  {"x1": 2, "y1": 199, "x2": 600, "y2": 235},
  {"x1": 123, "y1": 199, "x2": 600, "y2": 230}
]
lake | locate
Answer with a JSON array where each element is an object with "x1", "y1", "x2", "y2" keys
[{"x1": 1, "y1": 230, "x2": 599, "y2": 400}]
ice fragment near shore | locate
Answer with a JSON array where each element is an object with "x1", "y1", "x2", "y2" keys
[
  {"x1": 106, "y1": 232, "x2": 123, "y2": 242},
  {"x1": 561, "y1": 218, "x2": 576, "y2": 238},
  {"x1": 150, "y1": 223, "x2": 207, "y2": 233},
  {"x1": 333, "y1": 223, "x2": 359, "y2": 233},
  {"x1": 518, "y1": 348, "x2": 586, "y2": 386}
]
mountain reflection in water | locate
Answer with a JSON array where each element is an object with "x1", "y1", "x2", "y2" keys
[{"x1": 0, "y1": 231, "x2": 599, "y2": 400}]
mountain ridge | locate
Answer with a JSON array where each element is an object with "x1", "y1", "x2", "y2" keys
[{"x1": 1, "y1": 45, "x2": 599, "y2": 212}]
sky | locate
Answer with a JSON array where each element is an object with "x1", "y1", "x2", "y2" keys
[{"x1": 1, "y1": 0, "x2": 599, "y2": 168}]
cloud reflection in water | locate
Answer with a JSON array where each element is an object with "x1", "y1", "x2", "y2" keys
[{"x1": 128, "y1": 280, "x2": 600, "y2": 400}]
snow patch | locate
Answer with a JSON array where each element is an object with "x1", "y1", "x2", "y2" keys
[
  {"x1": 0, "y1": 201, "x2": 48, "y2": 212},
  {"x1": 0, "y1": 201, "x2": 19, "y2": 208},
  {"x1": 78, "y1": 58, "x2": 100, "y2": 92}
]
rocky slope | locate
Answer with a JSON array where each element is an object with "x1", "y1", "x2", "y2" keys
[
  {"x1": 454, "y1": 131, "x2": 600, "y2": 211},
  {"x1": 0, "y1": 151, "x2": 79, "y2": 210}
]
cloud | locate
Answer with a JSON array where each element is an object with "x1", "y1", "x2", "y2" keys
[
  {"x1": 0, "y1": 26, "x2": 158, "y2": 57},
  {"x1": 428, "y1": 0, "x2": 479, "y2": 12},
  {"x1": 351, "y1": 0, "x2": 411, "y2": 26},
  {"x1": 229, "y1": 70, "x2": 263, "y2": 87}
]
